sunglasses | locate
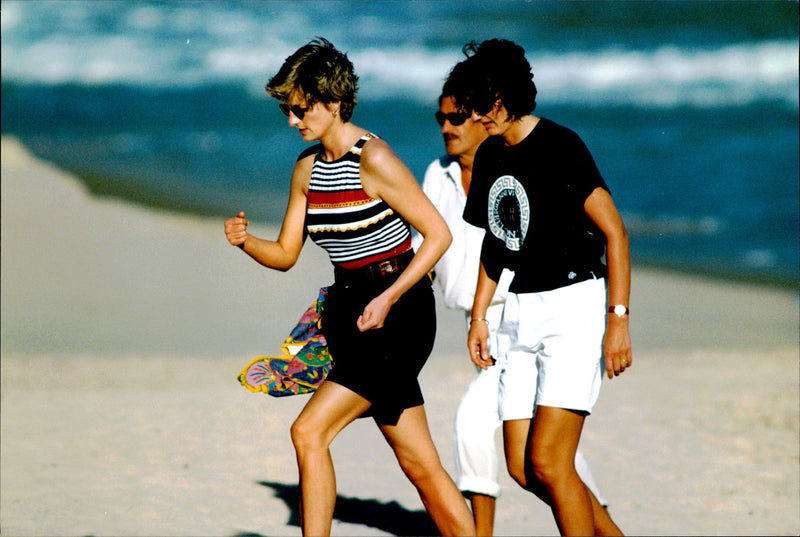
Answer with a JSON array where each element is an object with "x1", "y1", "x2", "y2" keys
[
  {"x1": 472, "y1": 95, "x2": 501, "y2": 116},
  {"x1": 279, "y1": 103, "x2": 311, "y2": 119},
  {"x1": 435, "y1": 111, "x2": 470, "y2": 127}
]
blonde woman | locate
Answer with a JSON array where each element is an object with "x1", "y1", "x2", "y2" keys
[{"x1": 224, "y1": 38, "x2": 475, "y2": 537}]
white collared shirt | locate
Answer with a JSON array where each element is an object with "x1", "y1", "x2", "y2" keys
[{"x1": 413, "y1": 156, "x2": 513, "y2": 312}]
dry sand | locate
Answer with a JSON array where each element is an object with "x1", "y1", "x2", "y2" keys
[{"x1": 1, "y1": 136, "x2": 798, "y2": 536}]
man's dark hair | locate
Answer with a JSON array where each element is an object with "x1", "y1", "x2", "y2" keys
[{"x1": 445, "y1": 39, "x2": 537, "y2": 120}]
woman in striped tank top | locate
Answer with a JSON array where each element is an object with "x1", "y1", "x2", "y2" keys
[{"x1": 224, "y1": 38, "x2": 475, "y2": 537}]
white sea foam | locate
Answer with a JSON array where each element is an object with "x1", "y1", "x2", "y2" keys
[
  {"x1": 621, "y1": 212, "x2": 727, "y2": 237},
  {"x1": 2, "y1": 1, "x2": 797, "y2": 109},
  {"x1": 3, "y1": 1, "x2": 796, "y2": 115}
]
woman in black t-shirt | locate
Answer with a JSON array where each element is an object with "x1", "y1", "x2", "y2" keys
[{"x1": 447, "y1": 39, "x2": 631, "y2": 536}]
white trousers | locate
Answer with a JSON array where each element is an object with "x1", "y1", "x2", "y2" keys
[{"x1": 454, "y1": 306, "x2": 608, "y2": 505}]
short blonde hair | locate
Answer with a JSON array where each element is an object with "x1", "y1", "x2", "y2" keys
[{"x1": 266, "y1": 37, "x2": 359, "y2": 122}]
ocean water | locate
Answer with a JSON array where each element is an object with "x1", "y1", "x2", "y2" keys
[{"x1": 2, "y1": 0, "x2": 798, "y2": 285}]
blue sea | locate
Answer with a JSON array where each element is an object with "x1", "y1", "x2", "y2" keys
[{"x1": 2, "y1": 1, "x2": 798, "y2": 286}]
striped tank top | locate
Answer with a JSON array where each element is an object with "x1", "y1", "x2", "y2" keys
[{"x1": 306, "y1": 133, "x2": 412, "y2": 269}]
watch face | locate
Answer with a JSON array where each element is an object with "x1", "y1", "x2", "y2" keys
[{"x1": 614, "y1": 305, "x2": 627, "y2": 316}]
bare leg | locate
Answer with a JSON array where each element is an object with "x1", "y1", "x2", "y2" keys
[
  {"x1": 503, "y1": 410, "x2": 623, "y2": 536},
  {"x1": 588, "y1": 488, "x2": 623, "y2": 536},
  {"x1": 529, "y1": 407, "x2": 593, "y2": 535},
  {"x1": 379, "y1": 405, "x2": 476, "y2": 536},
  {"x1": 290, "y1": 380, "x2": 372, "y2": 536},
  {"x1": 503, "y1": 418, "x2": 550, "y2": 502},
  {"x1": 469, "y1": 493, "x2": 496, "y2": 536}
]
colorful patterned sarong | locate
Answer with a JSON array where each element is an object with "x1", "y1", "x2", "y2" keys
[{"x1": 237, "y1": 287, "x2": 331, "y2": 397}]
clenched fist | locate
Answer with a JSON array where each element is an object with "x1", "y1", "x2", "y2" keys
[{"x1": 224, "y1": 211, "x2": 249, "y2": 248}]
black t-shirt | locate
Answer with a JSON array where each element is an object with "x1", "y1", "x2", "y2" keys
[{"x1": 463, "y1": 118, "x2": 609, "y2": 293}]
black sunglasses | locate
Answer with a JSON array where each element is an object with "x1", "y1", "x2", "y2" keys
[
  {"x1": 435, "y1": 111, "x2": 470, "y2": 127},
  {"x1": 472, "y1": 95, "x2": 500, "y2": 116},
  {"x1": 279, "y1": 103, "x2": 311, "y2": 119}
]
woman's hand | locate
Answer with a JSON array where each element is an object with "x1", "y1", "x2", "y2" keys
[
  {"x1": 604, "y1": 316, "x2": 632, "y2": 378},
  {"x1": 224, "y1": 211, "x2": 249, "y2": 247},
  {"x1": 468, "y1": 319, "x2": 493, "y2": 370},
  {"x1": 357, "y1": 293, "x2": 393, "y2": 331},
  {"x1": 223, "y1": 154, "x2": 312, "y2": 270}
]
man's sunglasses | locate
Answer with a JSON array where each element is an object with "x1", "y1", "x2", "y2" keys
[
  {"x1": 279, "y1": 103, "x2": 311, "y2": 119},
  {"x1": 435, "y1": 111, "x2": 470, "y2": 127}
]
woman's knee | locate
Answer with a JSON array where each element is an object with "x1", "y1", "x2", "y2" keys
[
  {"x1": 396, "y1": 450, "x2": 442, "y2": 485},
  {"x1": 530, "y1": 449, "x2": 568, "y2": 487},
  {"x1": 397, "y1": 455, "x2": 428, "y2": 482},
  {"x1": 290, "y1": 415, "x2": 328, "y2": 454}
]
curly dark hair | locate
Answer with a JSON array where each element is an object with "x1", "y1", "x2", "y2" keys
[
  {"x1": 445, "y1": 39, "x2": 537, "y2": 120},
  {"x1": 266, "y1": 37, "x2": 359, "y2": 122}
]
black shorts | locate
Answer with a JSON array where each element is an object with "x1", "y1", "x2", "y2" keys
[{"x1": 321, "y1": 272, "x2": 436, "y2": 425}]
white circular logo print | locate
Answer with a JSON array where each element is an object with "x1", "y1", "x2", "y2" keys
[{"x1": 487, "y1": 175, "x2": 529, "y2": 252}]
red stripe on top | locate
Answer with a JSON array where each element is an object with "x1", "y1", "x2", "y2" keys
[
  {"x1": 307, "y1": 189, "x2": 373, "y2": 208},
  {"x1": 335, "y1": 240, "x2": 413, "y2": 270}
]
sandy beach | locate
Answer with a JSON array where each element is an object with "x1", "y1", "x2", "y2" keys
[{"x1": 1, "y1": 136, "x2": 798, "y2": 536}]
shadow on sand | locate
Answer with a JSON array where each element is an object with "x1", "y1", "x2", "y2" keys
[{"x1": 231, "y1": 480, "x2": 439, "y2": 536}]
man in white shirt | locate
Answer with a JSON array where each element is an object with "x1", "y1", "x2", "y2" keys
[{"x1": 414, "y1": 91, "x2": 610, "y2": 536}]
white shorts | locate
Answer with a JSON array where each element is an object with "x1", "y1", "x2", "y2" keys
[{"x1": 497, "y1": 278, "x2": 606, "y2": 420}]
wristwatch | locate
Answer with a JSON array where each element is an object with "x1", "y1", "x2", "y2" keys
[{"x1": 608, "y1": 304, "x2": 629, "y2": 317}]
